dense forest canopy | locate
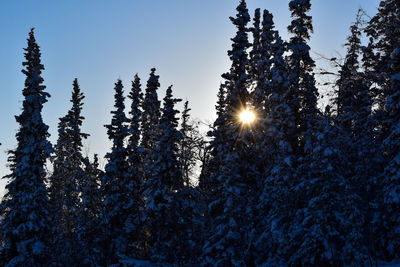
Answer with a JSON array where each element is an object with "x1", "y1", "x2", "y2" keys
[{"x1": 1, "y1": 0, "x2": 400, "y2": 266}]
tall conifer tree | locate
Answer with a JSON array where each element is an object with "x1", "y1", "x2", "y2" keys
[
  {"x1": 0, "y1": 29, "x2": 53, "y2": 266},
  {"x1": 101, "y1": 79, "x2": 130, "y2": 265},
  {"x1": 253, "y1": 24, "x2": 297, "y2": 266},
  {"x1": 144, "y1": 85, "x2": 184, "y2": 263},
  {"x1": 202, "y1": 1, "x2": 258, "y2": 265},
  {"x1": 50, "y1": 78, "x2": 89, "y2": 265},
  {"x1": 287, "y1": 0, "x2": 319, "y2": 154},
  {"x1": 141, "y1": 68, "x2": 161, "y2": 166},
  {"x1": 125, "y1": 74, "x2": 146, "y2": 259}
]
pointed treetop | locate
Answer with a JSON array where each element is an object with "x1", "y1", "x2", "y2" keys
[
  {"x1": 223, "y1": 0, "x2": 251, "y2": 112},
  {"x1": 288, "y1": 0, "x2": 313, "y2": 39},
  {"x1": 261, "y1": 9, "x2": 275, "y2": 37},
  {"x1": 129, "y1": 74, "x2": 142, "y2": 105},
  {"x1": 29, "y1": 27, "x2": 36, "y2": 40},
  {"x1": 22, "y1": 28, "x2": 49, "y2": 102},
  {"x1": 159, "y1": 85, "x2": 182, "y2": 134},
  {"x1": 147, "y1": 68, "x2": 160, "y2": 88},
  {"x1": 105, "y1": 79, "x2": 129, "y2": 146},
  {"x1": 141, "y1": 68, "x2": 161, "y2": 151},
  {"x1": 230, "y1": 0, "x2": 250, "y2": 27},
  {"x1": 127, "y1": 73, "x2": 143, "y2": 153},
  {"x1": 0, "y1": 28, "x2": 52, "y2": 265},
  {"x1": 162, "y1": 85, "x2": 182, "y2": 115}
]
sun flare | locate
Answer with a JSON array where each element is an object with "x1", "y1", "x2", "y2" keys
[{"x1": 239, "y1": 108, "x2": 256, "y2": 124}]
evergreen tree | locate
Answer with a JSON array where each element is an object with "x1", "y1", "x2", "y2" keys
[
  {"x1": 250, "y1": 10, "x2": 276, "y2": 169},
  {"x1": 202, "y1": 1, "x2": 259, "y2": 265},
  {"x1": 127, "y1": 74, "x2": 143, "y2": 159},
  {"x1": 0, "y1": 28, "x2": 53, "y2": 266},
  {"x1": 223, "y1": 0, "x2": 251, "y2": 127},
  {"x1": 125, "y1": 74, "x2": 146, "y2": 259},
  {"x1": 287, "y1": 0, "x2": 319, "y2": 154},
  {"x1": 253, "y1": 26, "x2": 296, "y2": 266},
  {"x1": 49, "y1": 78, "x2": 89, "y2": 265},
  {"x1": 254, "y1": 10, "x2": 289, "y2": 170},
  {"x1": 253, "y1": 9, "x2": 275, "y2": 115},
  {"x1": 143, "y1": 85, "x2": 184, "y2": 263},
  {"x1": 100, "y1": 79, "x2": 130, "y2": 265},
  {"x1": 141, "y1": 68, "x2": 161, "y2": 181}
]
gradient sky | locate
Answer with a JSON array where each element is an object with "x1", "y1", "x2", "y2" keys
[{"x1": 0, "y1": 0, "x2": 380, "y2": 196}]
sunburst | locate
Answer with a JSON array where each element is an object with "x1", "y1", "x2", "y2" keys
[{"x1": 239, "y1": 108, "x2": 256, "y2": 125}]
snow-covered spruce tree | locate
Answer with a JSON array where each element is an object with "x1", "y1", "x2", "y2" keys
[
  {"x1": 143, "y1": 85, "x2": 185, "y2": 263},
  {"x1": 0, "y1": 28, "x2": 53, "y2": 266},
  {"x1": 222, "y1": 0, "x2": 257, "y2": 196},
  {"x1": 252, "y1": 27, "x2": 297, "y2": 266},
  {"x1": 49, "y1": 78, "x2": 89, "y2": 265},
  {"x1": 287, "y1": 0, "x2": 319, "y2": 154},
  {"x1": 124, "y1": 74, "x2": 146, "y2": 259},
  {"x1": 381, "y1": 2, "x2": 400, "y2": 260},
  {"x1": 141, "y1": 68, "x2": 161, "y2": 181},
  {"x1": 254, "y1": 9, "x2": 289, "y2": 172},
  {"x1": 100, "y1": 79, "x2": 130, "y2": 265},
  {"x1": 253, "y1": 9, "x2": 275, "y2": 115},
  {"x1": 202, "y1": 1, "x2": 260, "y2": 265},
  {"x1": 223, "y1": 0, "x2": 251, "y2": 126},
  {"x1": 284, "y1": 1, "x2": 321, "y2": 260}
]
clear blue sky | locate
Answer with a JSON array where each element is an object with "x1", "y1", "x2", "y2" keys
[{"x1": 0, "y1": 0, "x2": 380, "y2": 196}]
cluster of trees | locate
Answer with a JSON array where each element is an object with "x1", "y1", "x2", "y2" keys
[{"x1": 1, "y1": 0, "x2": 400, "y2": 266}]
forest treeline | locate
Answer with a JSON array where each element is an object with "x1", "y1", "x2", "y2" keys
[{"x1": 1, "y1": 0, "x2": 400, "y2": 266}]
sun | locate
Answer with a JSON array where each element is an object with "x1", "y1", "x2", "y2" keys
[{"x1": 239, "y1": 108, "x2": 256, "y2": 125}]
